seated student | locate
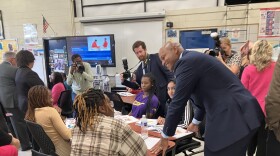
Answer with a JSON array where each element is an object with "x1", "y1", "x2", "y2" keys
[
  {"x1": 50, "y1": 72, "x2": 65, "y2": 113},
  {"x1": 157, "y1": 80, "x2": 191, "y2": 126},
  {"x1": 71, "y1": 88, "x2": 147, "y2": 156},
  {"x1": 129, "y1": 73, "x2": 159, "y2": 119},
  {"x1": 61, "y1": 73, "x2": 72, "y2": 91},
  {"x1": 158, "y1": 80, "x2": 175, "y2": 125},
  {"x1": 25, "y1": 85, "x2": 72, "y2": 156}
]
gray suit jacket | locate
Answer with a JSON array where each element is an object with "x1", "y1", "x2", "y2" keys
[{"x1": 0, "y1": 62, "x2": 18, "y2": 108}]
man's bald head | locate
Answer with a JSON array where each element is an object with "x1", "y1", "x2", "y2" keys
[{"x1": 159, "y1": 41, "x2": 184, "y2": 71}]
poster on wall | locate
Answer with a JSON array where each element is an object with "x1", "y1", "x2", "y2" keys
[
  {"x1": 0, "y1": 39, "x2": 18, "y2": 62},
  {"x1": 23, "y1": 24, "x2": 38, "y2": 45},
  {"x1": 259, "y1": 8, "x2": 280, "y2": 38},
  {"x1": 0, "y1": 10, "x2": 4, "y2": 39}
]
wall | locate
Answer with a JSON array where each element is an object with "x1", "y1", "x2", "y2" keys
[
  {"x1": 164, "y1": 2, "x2": 280, "y2": 50},
  {"x1": 0, "y1": 0, "x2": 74, "y2": 47},
  {"x1": 75, "y1": 0, "x2": 225, "y2": 17}
]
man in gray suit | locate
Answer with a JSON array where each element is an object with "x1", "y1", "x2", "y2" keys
[{"x1": 0, "y1": 51, "x2": 32, "y2": 151}]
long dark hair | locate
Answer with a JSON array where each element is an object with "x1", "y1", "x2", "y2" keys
[
  {"x1": 52, "y1": 72, "x2": 64, "y2": 85},
  {"x1": 25, "y1": 86, "x2": 52, "y2": 122},
  {"x1": 142, "y1": 73, "x2": 157, "y2": 118}
]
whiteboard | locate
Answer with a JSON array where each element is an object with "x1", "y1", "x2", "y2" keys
[{"x1": 83, "y1": 20, "x2": 163, "y2": 76}]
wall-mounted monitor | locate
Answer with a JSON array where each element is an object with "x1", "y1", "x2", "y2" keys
[{"x1": 66, "y1": 34, "x2": 116, "y2": 67}]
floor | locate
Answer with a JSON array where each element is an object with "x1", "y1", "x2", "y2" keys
[{"x1": 18, "y1": 138, "x2": 205, "y2": 156}]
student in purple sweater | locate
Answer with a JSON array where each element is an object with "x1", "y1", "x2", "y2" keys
[{"x1": 129, "y1": 73, "x2": 159, "y2": 119}]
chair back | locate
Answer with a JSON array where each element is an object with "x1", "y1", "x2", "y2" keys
[
  {"x1": 104, "y1": 92, "x2": 124, "y2": 112},
  {"x1": 58, "y1": 90, "x2": 73, "y2": 117},
  {"x1": 31, "y1": 149, "x2": 52, "y2": 156},
  {"x1": 25, "y1": 120, "x2": 57, "y2": 156}
]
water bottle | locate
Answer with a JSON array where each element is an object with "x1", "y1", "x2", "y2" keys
[
  {"x1": 140, "y1": 115, "x2": 148, "y2": 139},
  {"x1": 102, "y1": 75, "x2": 111, "y2": 92}
]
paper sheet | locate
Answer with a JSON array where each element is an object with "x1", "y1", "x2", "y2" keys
[
  {"x1": 118, "y1": 92, "x2": 135, "y2": 96},
  {"x1": 114, "y1": 115, "x2": 139, "y2": 124},
  {"x1": 144, "y1": 137, "x2": 160, "y2": 149}
]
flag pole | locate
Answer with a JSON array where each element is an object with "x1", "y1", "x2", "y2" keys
[{"x1": 42, "y1": 14, "x2": 57, "y2": 36}]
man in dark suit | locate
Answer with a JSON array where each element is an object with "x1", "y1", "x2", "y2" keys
[
  {"x1": 15, "y1": 50, "x2": 44, "y2": 151},
  {"x1": 151, "y1": 42, "x2": 263, "y2": 156},
  {"x1": 0, "y1": 51, "x2": 32, "y2": 150},
  {"x1": 121, "y1": 41, "x2": 174, "y2": 117}
]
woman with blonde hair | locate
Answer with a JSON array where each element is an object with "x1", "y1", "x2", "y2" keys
[
  {"x1": 25, "y1": 85, "x2": 71, "y2": 156},
  {"x1": 241, "y1": 40, "x2": 276, "y2": 156},
  {"x1": 217, "y1": 37, "x2": 242, "y2": 76}
]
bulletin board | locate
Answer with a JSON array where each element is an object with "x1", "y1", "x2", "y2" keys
[{"x1": 0, "y1": 39, "x2": 18, "y2": 62}]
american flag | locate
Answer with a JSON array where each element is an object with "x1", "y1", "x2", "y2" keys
[{"x1": 43, "y1": 16, "x2": 49, "y2": 33}]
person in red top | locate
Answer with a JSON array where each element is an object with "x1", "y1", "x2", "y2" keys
[
  {"x1": 241, "y1": 40, "x2": 276, "y2": 156},
  {"x1": 103, "y1": 38, "x2": 108, "y2": 48},
  {"x1": 92, "y1": 40, "x2": 100, "y2": 48}
]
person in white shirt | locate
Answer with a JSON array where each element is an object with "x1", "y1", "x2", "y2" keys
[{"x1": 67, "y1": 54, "x2": 94, "y2": 100}]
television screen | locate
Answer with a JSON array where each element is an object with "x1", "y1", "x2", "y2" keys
[{"x1": 66, "y1": 35, "x2": 116, "y2": 67}]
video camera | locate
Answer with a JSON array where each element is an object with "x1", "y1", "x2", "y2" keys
[
  {"x1": 208, "y1": 32, "x2": 224, "y2": 57},
  {"x1": 122, "y1": 57, "x2": 131, "y2": 80}
]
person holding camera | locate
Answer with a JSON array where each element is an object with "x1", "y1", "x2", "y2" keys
[
  {"x1": 67, "y1": 54, "x2": 94, "y2": 99},
  {"x1": 121, "y1": 41, "x2": 174, "y2": 117},
  {"x1": 217, "y1": 37, "x2": 241, "y2": 76}
]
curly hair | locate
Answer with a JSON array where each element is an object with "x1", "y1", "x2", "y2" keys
[
  {"x1": 25, "y1": 85, "x2": 52, "y2": 122},
  {"x1": 250, "y1": 40, "x2": 273, "y2": 71},
  {"x1": 73, "y1": 88, "x2": 107, "y2": 133}
]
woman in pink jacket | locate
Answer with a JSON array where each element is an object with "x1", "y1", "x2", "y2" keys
[
  {"x1": 50, "y1": 72, "x2": 65, "y2": 113},
  {"x1": 241, "y1": 40, "x2": 276, "y2": 156}
]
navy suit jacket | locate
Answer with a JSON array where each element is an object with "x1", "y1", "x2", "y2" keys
[
  {"x1": 15, "y1": 66, "x2": 44, "y2": 113},
  {"x1": 122, "y1": 53, "x2": 174, "y2": 116},
  {"x1": 163, "y1": 51, "x2": 263, "y2": 151}
]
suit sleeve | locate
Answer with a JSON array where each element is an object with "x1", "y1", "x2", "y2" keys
[
  {"x1": 190, "y1": 95, "x2": 205, "y2": 122},
  {"x1": 27, "y1": 71, "x2": 44, "y2": 87},
  {"x1": 0, "y1": 128, "x2": 12, "y2": 146},
  {"x1": 163, "y1": 59, "x2": 199, "y2": 136},
  {"x1": 266, "y1": 55, "x2": 280, "y2": 130},
  {"x1": 122, "y1": 67, "x2": 141, "y2": 90},
  {"x1": 122, "y1": 80, "x2": 140, "y2": 89}
]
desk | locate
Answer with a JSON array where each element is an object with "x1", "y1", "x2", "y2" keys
[
  {"x1": 129, "y1": 123, "x2": 176, "y2": 156},
  {"x1": 129, "y1": 122, "x2": 195, "y2": 156}
]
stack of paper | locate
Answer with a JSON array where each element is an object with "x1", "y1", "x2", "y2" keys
[
  {"x1": 114, "y1": 115, "x2": 139, "y2": 124},
  {"x1": 144, "y1": 137, "x2": 160, "y2": 149}
]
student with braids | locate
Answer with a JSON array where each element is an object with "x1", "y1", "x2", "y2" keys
[
  {"x1": 25, "y1": 85, "x2": 71, "y2": 156},
  {"x1": 129, "y1": 73, "x2": 159, "y2": 119},
  {"x1": 71, "y1": 88, "x2": 147, "y2": 156}
]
